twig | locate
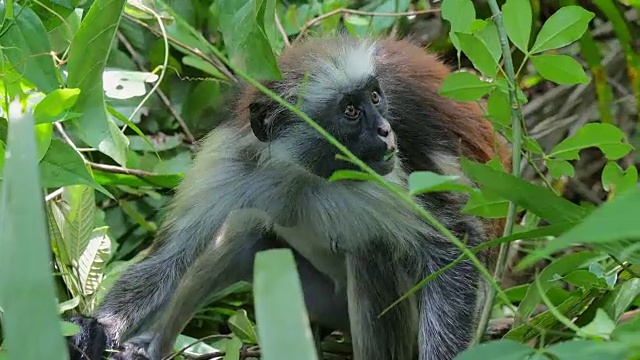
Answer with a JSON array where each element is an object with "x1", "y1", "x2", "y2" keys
[
  {"x1": 473, "y1": 0, "x2": 525, "y2": 344},
  {"x1": 123, "y1": 14, "x2": 237, "y2": 82},
  {"x1": 88, "y1": 162, "x2": 155, "y2": 177},
  {"x1": 275, "y1": 12, "x2": 291, "y2": 47},
  {"x1": 45, "y1": 188, "x2": 64, "y2": 202},
  {"x1": 117, "y1": 31, "x2": 197, "y2": 144},
  {"x1": 294, "y1": 8, "x2": 440, "y2": 42}
]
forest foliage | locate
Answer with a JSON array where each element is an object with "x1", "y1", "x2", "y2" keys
[{"x1": 0, "y1": 0, "x2": 640, "y2": 359}]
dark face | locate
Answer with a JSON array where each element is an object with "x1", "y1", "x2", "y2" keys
[{"x1": 250, "y1": 78, "x2": 398, "y2": 178}]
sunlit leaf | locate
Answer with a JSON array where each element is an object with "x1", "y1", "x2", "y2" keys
[
  {"x1": 549, "y1": 123, "x2": 634, "y2": 161},
  {"x1": 439, "y1": 72, "x2": 496, "y2": 102},
  {"x1": 454, "y1": 339, "x2": 534, "y2": 360},
  {"x1": 0, "y1": 3, "x2": 60, "y2": 92},
  {"x1": 457, "y1": 32, "x2": 500, "y2": 77},
  {"x1": 34, "y1": 88, "x2": 81, "y2": 124},
  {"x1": 531, "y1": 6, "x2": 595, "y2": 53},
  {"x1": 531, "y1": 54, "x2": 590, "y2": 84},
  {"x1": 502, "y1": 0, "x2": 532, "y2": 52},
  {"x1": 228, "y1": 309, "x2": 259, "y2": 344},
  {"x1": 66, "y1": 0, "x2": 130, "y2": 166}
]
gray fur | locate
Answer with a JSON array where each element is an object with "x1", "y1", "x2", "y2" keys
[{"x1": 89, "y1": 36, "x2": 488, "y2": 360}]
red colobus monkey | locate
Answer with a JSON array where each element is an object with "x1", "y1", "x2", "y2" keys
[{"x1": 67, "y1": 35, "x2": 511, "y2": 360}]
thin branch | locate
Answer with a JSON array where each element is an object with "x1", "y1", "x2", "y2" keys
[
  {"x1": 117, "y1": 31, "x2": 197, "y2": 144},
  {"x1": 122, "y1": 14, "x2": 237, "y2": 82},
  {"x1": 294, "y1": 8, "x2": 441, "y2": 42},
  {"x1": 275, "y1": 12, "x2": 291, "y2": 47},
  {"x1": 473, "y1": 0, "x2": 525, "y2": 344},
  {"x1": 88, "y1": 162, "x2": 155, "y2": 177}
]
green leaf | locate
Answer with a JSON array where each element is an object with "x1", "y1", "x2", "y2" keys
[
  {"x1": 254, "y1": 249, "x2": 318, "y2": 360},
  {"x1": 462, "y1": 189, "x2": 511, "y2": 218},
  {"x1": 228, "y1": 309, "x2": 259, "y2": 344},
  {"x1": 39, "y1": 139, "x2": 112, "y2": 197},
  {"x1": 543, "y1": 339, "x2": 629, "y2": 360},
  {"x1": 34, "y1": 88, "x2": 82, "y2": 124},
  {"x1": 93, "y1": 171, "x2": 183, "y2": 189},
  {"x1": 0, "y1": 100, "x2": 69, "y2": 360},
  {"x1": 408, "y1": 171, "x2": 472, "y2": 196},
  {"x1": 502, "y1": 0, "x2": 532, "y2": 52},
  {"x1": 441, "y1": 0, "x2": 476, "y2": 51},
  {"x1": 66, "y1": 0, "x2": 129, "y2": 166},
  {"x1": 531, "y1": 6, "x2": 595, "y2": 54},
  {"x1": 563, "y1": 270, "x2": 610, "y2": 290},
  {"x1": 329, "y1": 170, "x2": 376, "y2": 182},
  {"x1": 457, "y1": 32, "x2": 500, "y2": 77},
  {"x1": 369, "y1": 0, "x2": 411, "y2": 35},
  {"x1": 520, "y1": 189, "x2": 640, "y2": 268},
  {"x1": 549, "y1": 123, "x2": 634, "y2": 161},
  {"x1": 546, "y1": 159, "x2": 575, "y2": 179},
  {"x1": 474, "y1": 20, "x2": 502, "y2": 68},
  {"x1": 35, "y1": 123, "x2": 53, "y2": 162},
  {"x1": 455, "y1": 339, "x2": 534, "y2": 360},
  {"x1": 486, "y1": 90, "x2": 511, "y2": 127},
  {"x1": 530, "y1": 54, "x2": 590, "y2": 84},
  {"x1": 218, "y1": 0, "x2": 281, "y2": 80},
  {"x1": 77, "y1": 226, "x2": 111, "y2": 296},
  {"x1": 439, "y1": 72, "x2": 496, "y2": 102},
  {"x1": 461, "y1": 158, "x2": 589, "y2": 224},
  {"x1": 602, "y1": 162, "x2": 638, "y2": 195},
  {"x1": 60, "y1": 320, "x2": 80, "y2": 337},
  {"x1": 0, "y1": 3, "x2": 60, "y2": 92}
]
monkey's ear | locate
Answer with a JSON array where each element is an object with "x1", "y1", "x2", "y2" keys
[{"x1": 249, "y1": 99, "x2": 274, "y2": 142}]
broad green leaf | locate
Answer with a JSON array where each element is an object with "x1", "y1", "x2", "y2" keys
[
  {"x1": 439, "y1": 72, "x2": 496, "y2": 102},
  {"x1": 520, "y1": 189, "x2": 640, "y2": 267},
  {"x1": 0, "y1": 4, "x2": 59, "y2": 92},
  {"x1": 531, "y1": 6, "x2": 595, "y2": 53},
  {"x1": 461, "y1": 158, "x2": 589, "y2": 224},
  {"x1": 66, "y1": 0, "x2": 129, "y2": 166},
  {"x1": 454, "y1": 339, "x2": 534, "y2": 360},
  {"x1": 174, "y1": 334, "x2": 221, "y2": 357},
  {"x1": 531, "y1": 54, "x2": 590, "y2": 84},
  {"x1": 254, "y1": 249, "x2": 318, "y2": 360},
  {"x1": 543, "y1": 339, "x2": 630, "y2": 359},
  {"x1": 218, "y1": 0, "x2": 281, "y2": 80},
  {"x1": 516, "y1": 251, "x2": 604, "y2": 323},
  {"x1": 222, "y1": 336, "x2": 243, "y2": 360},
  {"x1": 581, "y1": 309, "x2": 616, "y2": 338},
  {"x1": 61, "y1": 185, "x2": 96, "y2": 265},
  {"x1": 457, "y1": 32, "x2": 500, "y2": 77},
  {"x1": 486, "y1": 90, "x2": 511, "y2": 127},
  {"x1": 582, "y1": 279, "x2": 640, "y2": 326},
  {"x1": 35, "y1": 123, "x2": 53, "y2": 162},
  {"x1": 0, "y1": 100, "x2": 69, "y2": 360},
  {"x1": 563, "y1": 270, "x2": 609, "y2": 290},
  {"x1": 228, "y1": 309, "x2": 259, "y2": 344},
  {"x1": 39, "y1": 139, "x2": 111, "y2": 197},
  {"x1": 29, "y1": 0, "x2": 77, "y2": 30},
  {"x1": 602, "y1": 162, "x2": 638, "y2": 195},
  {"x1": 255, "y1": 0, "x2": 282, "y2": 53},
  {"x1": 462, "y1": 189, "x2": 510, "y2": 218},
  {"x1": 474, "y1": 20, "x2": 502, "y2": 68},
  {"x1": 77, "y1": 227, "x2": 111, "y2": 297},
  {"x1": 546, "y1": 159, "x2": 575, "y2": 179},
  {"x1": 408, "y1": 171, "x2": 472, "y2": 196},
  {"x1": 34, "y1": 88, "x2": 82, "y2": 124},
  {"x1": 502, "y1": 0, "x2": 532, "y2": 52},
  {"x1": 60, "y1": 320, "x2": 80, "y2": 337},
  {"x1": 441, "y1": 0, "x2": 476, "y2": 51},
  {"x1": 549, "y1": 123, "x2": 634, "y2": 161}
]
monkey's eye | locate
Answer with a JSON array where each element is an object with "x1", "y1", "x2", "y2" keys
[
  {"x1": 344, "y1": 104, "x2": 359, "y2": 119},
  {"x1": 371, "y1": 91, "x2": 380, "y2": 105}
]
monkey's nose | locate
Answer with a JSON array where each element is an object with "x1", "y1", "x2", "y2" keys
[{"x1": 377, "y1": 123, "x2": 391, "y2": 137}]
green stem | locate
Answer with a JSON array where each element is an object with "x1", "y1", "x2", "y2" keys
[{"x1": 472, "y1": 0, "x2": 525, "y2": 345}]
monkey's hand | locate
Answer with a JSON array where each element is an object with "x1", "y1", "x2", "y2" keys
[{"x1": 66, "y1": 315, "x2": 114, "y2": 360}]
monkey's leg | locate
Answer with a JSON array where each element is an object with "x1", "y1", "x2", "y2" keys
[
  {"x1": 418, "y1": 253, "x2": 480, "y2": 360},
  {"x1": 346, "y1": 248, "x2": 419, "y2": 360},
  {"x1": 125, "y1": 209, "x2": 277, "y2": 360}
]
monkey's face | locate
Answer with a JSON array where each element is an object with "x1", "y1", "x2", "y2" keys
[{"x1": 250, "y1": 78, "x2": 398, "y2": 178}]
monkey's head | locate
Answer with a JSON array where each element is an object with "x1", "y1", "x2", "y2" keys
[{"x1": 246, "y1": 37, "x2": 399, "y2": 178}]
